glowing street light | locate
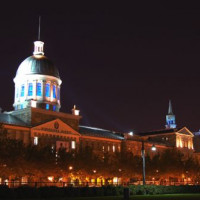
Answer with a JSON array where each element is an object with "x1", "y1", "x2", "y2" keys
[
  {"x1": 141, "y1": 141, "x2": 157, "y2": 185},
  {"x1": 69, "y1": 166, "x2": 73, "y2": 170},
  {"x1": 151, "y1": 144, "x2": 157, "y2": 151}
]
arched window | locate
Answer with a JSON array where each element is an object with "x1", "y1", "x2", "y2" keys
[
  {"x1": 45, "y1": 83, "x2": 50, "y2": 97},
  {"x1": 28, "y1": 83, "x2": 33, "y2": 96},
  {"x1": 53, "y1": 85, "x2": 56, "y2": 98},
  {"x1": 37, "y1": 83, "x2": 42, "y2": 96},
  {"x1": 21, "y1": 85, "x2": 25, "y2": 97}
]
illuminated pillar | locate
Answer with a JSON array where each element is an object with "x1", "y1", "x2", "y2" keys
[
  {"x1": 33, "y1": 80, "x2": 37, "y2": 100},
  {"x1": 42, "y1": 80, "x2": 46, "y2": 101}
]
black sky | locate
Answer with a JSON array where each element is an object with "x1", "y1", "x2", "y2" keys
[{"x1": 0, "y1": 2, "x2": 200, "y2": 132}]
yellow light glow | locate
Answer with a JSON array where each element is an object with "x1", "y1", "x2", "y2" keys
[
  {"x1": 69, "y1": 166, "x2": 73, "y2": 170},
  {"x1": 180, "y1": 139, "x2": 183, "y2": 148},
  {"x1": 4, "y1": 179, "x2": 8, "y2": 185},
  {"x1": 113, "y1": 177, "x2": 118, "y2": 184},
  {"x1": 59, "y1": 178, "x2": 63, "y2": 182},
  {"x1": 48, "y1": 176, "x2": 54, "y2": 182}
]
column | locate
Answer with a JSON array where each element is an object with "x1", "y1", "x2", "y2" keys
[
  {"x1": 42, "y1": 80, "x2": 46, "y2": 101},
  {"x1": 33, "y1": 80, "x2": 37, "y2": 100},
  {"x1": 50, "y1": 82, "x2": 53, "y2": 102}
]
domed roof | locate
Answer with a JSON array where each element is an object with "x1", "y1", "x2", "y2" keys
[{"x1": 16, "y1": 55, "x2": 60, "y2": 78}]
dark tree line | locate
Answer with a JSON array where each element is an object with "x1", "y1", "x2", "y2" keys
[{"x1": 0, "y1": 137, "x2": 199, "y2": 182}]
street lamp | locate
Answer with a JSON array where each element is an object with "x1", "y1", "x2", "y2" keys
[{"x1": 141, "y1": 141, "x2": 157, "y2": 185}]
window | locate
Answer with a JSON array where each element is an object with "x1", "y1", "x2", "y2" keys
[
  {"x1": 118, "y1": 145, "x2": 121, "y2": 152},
  {"x1": 46, "y1": 104, "x2": 49, "y2": 110},
  {"x1": 34, "y1": 137, "x2": 38, "y2": 145},
  {"x1": 20, "y1": 104, "x2": 23, "y2": 109},
  {"x1": 21, "y1": 85, "x2": 25, "y2": 97},
  {"x1": 71, "y1": 141, "x2": 76, "y2": 149},
  {"x1": 53, "y1": 85, "x2": 56, "y2": 98},
  {"x1": 45, "y1": 83, "x2": 50, "y2": 97},
  {"x1": 53, "y1": 105, "x2": 56, "y2": 111},
  {"x1": 37, "y1": 83, "x2": 42, "y2": 96},
  {"x1": 108, "y1": 146, "x2": 110, "y2": 151},
  {"x1": 113, "y1": 145, "x2": 115, "y2": 152},
  {"x1": 28, "y1": 83, "x2": 33, "y2": 96}
]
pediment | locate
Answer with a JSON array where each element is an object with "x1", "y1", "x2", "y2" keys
[
  {"x1": 31, "y1": 119, "x2": 81, "y2": 136},
  {"x1": 177, "y1": 127, "x2": 194, "y2": 137}
]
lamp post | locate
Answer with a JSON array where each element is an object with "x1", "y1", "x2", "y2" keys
[{"x1": 141, "y1": 141, "x2": 156, "y2": 185}]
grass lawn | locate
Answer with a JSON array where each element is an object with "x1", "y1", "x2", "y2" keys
[
  {"x1": 61, "y1": 194, "x2": 200, "y2": 200},
  {"x1": 3, "y1": 194, "x2": 200, "y2": 200}
]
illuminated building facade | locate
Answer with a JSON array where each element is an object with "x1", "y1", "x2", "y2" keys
[{"x1": 0, "y1": 37, "x2": 196, "y2": 161}]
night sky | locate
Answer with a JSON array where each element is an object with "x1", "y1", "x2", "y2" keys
[{"x1": 0, "y1": 2, "x2": 200, "y2": 132}]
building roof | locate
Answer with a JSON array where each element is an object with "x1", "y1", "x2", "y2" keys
[
  {"x1": 16, "y1": 55, "x2": 60, "y2": 78},
  {"x1": 0, "y1": 113, "x2": 27, "y2": 127},
  {"x1": 79, "y1": 125, "x2": 124, "y2": 140},
  {"x1": 137, "y1": 128, "x2": 176, "y2": 137}
]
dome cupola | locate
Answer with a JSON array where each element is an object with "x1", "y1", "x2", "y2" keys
[{"x1": 13, "y1": 40, "x2": 62, "y2": 112}]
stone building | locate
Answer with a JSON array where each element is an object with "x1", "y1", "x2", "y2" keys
[{"x1": 0, "y1": 37, "x2": 195, "y2": 160}]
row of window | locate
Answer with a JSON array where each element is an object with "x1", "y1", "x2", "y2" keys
[
  {"x1": 46, "y1": 104, "x2": 56, "y2": 111},
  {"x1": 33, "y1": 137, "x2": 76, "y2": 150},
  {"x1": 17, "y1": 83, "x2": 60, "y2": 100}
]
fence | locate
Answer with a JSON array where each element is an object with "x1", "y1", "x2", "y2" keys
[{"x1": 0, "y1": 180, "x2": 197, "y2": 188}]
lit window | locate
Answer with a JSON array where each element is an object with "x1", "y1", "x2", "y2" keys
[
  {"x1": 46, "y1": 104, "x2": 49, "y2": 110},
  {"x1": 21, "y1": 85, "x2": 25, "y2": 97},
  {"x1": 20, "y1": 104, "x2": 23, "y2": 109},
  {"x1": 71, "y1": 141, "x2": 76, "y2": 149},
  {"x1": 37, "y1": 83, "x2": 42, "y2": 96},
  {"x1": 108, "y1": 146, "x2": 110, "y2": 151},
  {"x1": 53, "y1": 85, "x2": 56, "y2": 98},
  {"x1": 102, "y1": 146, "x2": 105, "y2": 152},
  {"x1": 53, "y1": 105, "x2": 56, "y2": 111},
  {"x1": 34, "y1": 137, "x2": 38, "y2": 145},
  {"x1": 45, "y1": 83, "x2": 50, "y2": 97},
  {"x1": 118, "y1": 145, "x2": 121, "y2": 152},
  {"x1": 113, "y1": 145, "x2": 115, "y2": 152},
  {"x1": 28, "y1": 83, "x2": 33, "y2": 96}
]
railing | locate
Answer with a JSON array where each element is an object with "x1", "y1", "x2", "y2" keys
[{"x1": 0, "y1": 181, "x2": 197, "y2": 188}]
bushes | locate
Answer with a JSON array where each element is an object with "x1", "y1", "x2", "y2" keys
[
  {"x1": 129, "y1": 185, "x2": 200, "y2": 195},
  {"x1": 0, "y1": 185, "x2": 199, "y2": 198}
]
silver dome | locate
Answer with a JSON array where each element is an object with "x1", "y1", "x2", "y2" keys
[{"x1": 16, "y1": 55, "x2": 60, "y2": 78}]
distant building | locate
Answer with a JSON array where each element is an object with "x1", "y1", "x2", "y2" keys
[{"x1": 165, "y1": 100, "x2": 177, "y2": 129}]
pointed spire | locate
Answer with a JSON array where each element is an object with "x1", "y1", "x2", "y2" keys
[
  {"x1": 168, "y1": 100, "x2": 173, "y2": 115},
  {"x1": 38, "y1": 16, "x2": 41, "y2": 41},
  {"x1": 33, "y1": 16, "x2": 44, "y2": 56}
]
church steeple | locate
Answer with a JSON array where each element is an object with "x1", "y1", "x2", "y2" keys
[
  {"x1": 168, "y1": 100, "x2": 173, "y2": 115},
  {"x1": 165, "y1": 100, "x2": 176, "y2": 129}
]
